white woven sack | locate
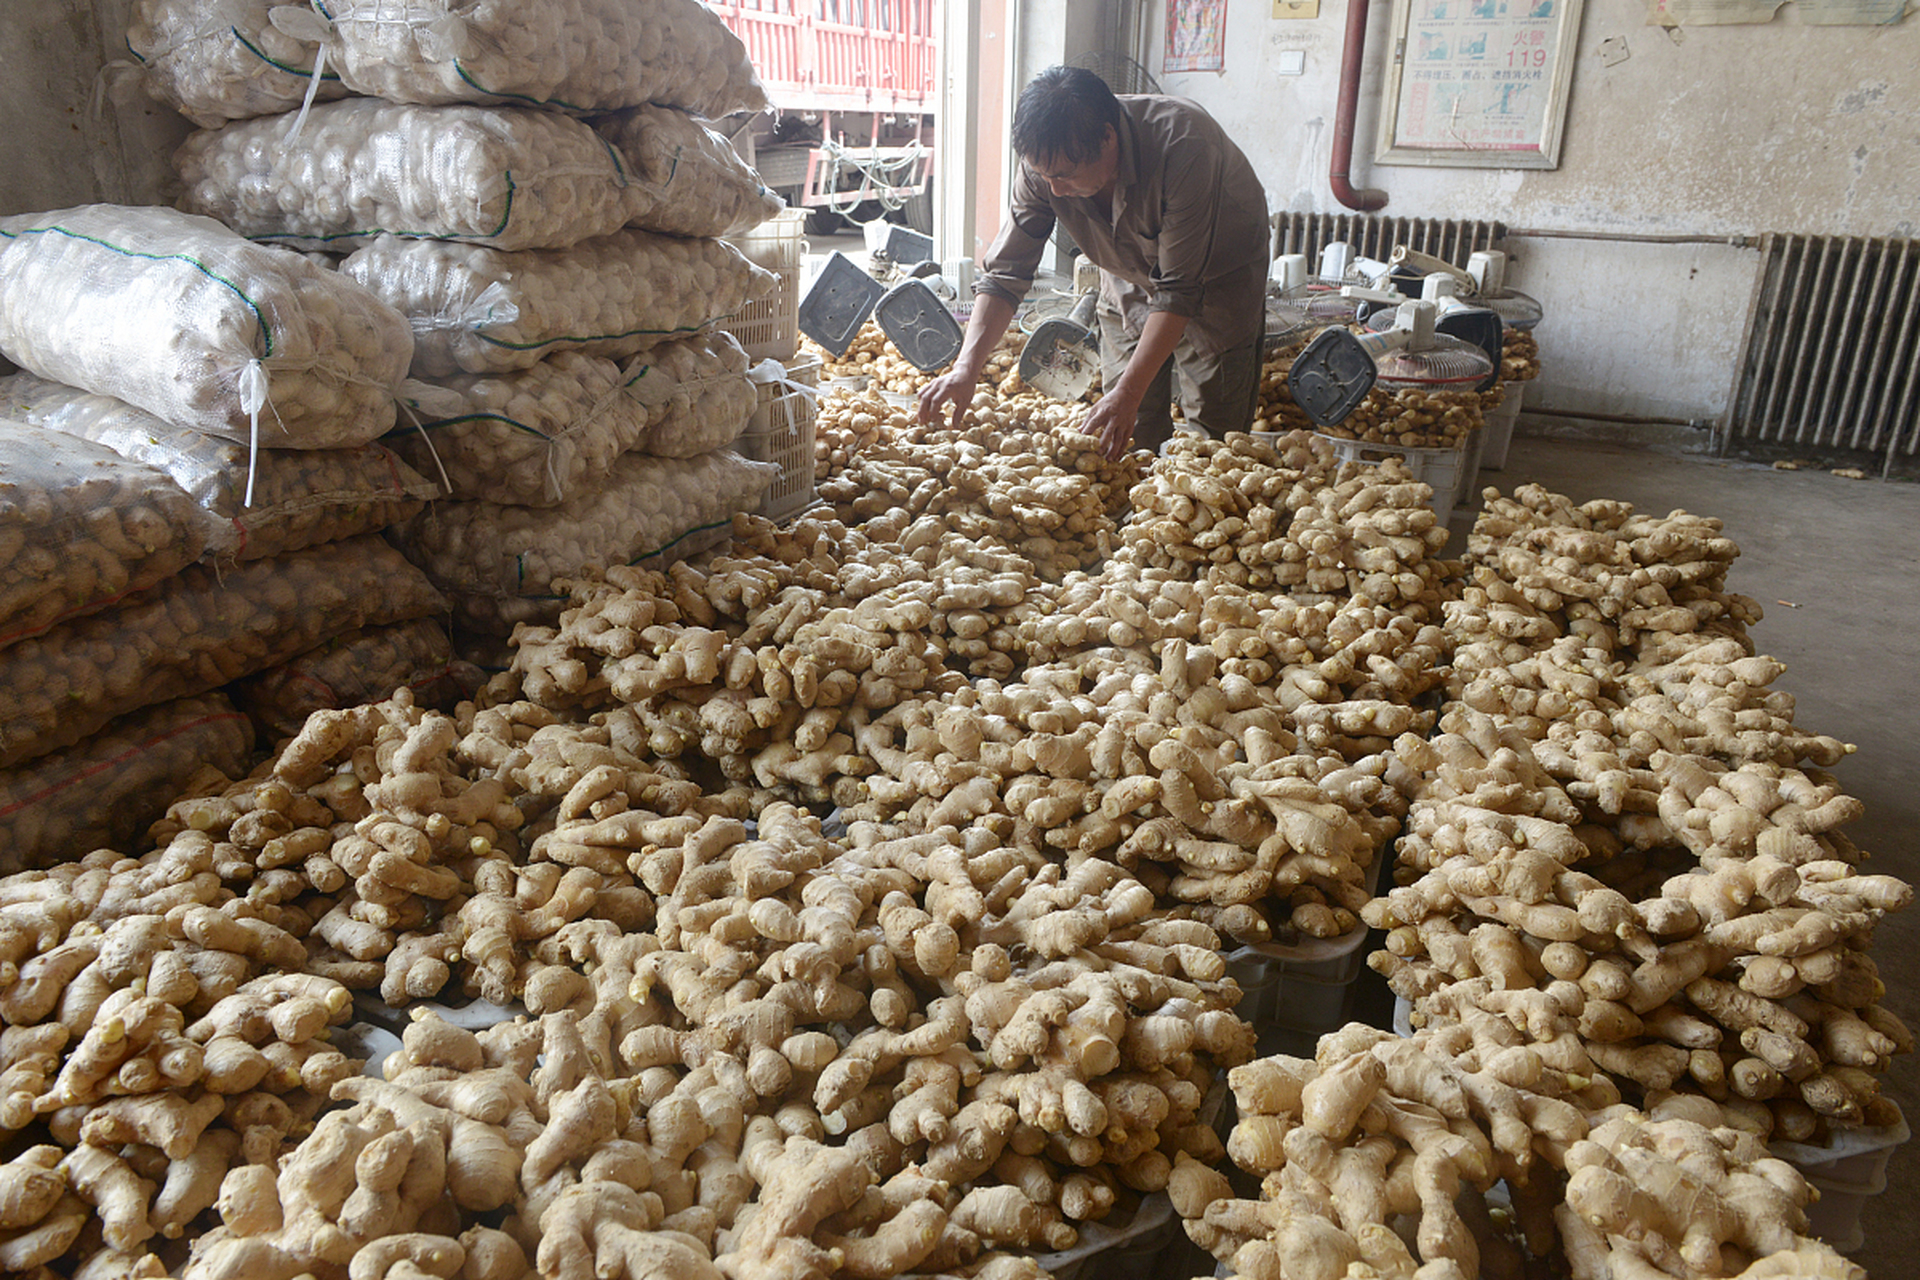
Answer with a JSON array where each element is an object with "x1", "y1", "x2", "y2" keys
[
  {"x1": 391, "y1": 448, "x2": 777, "y2": 599},
  {"x1": 339, "y1": 228, "x2": 776, "y2": 377},
  {"x1": 626, "y1": 331, "x2": 757, "y2": 459},
  {"x1": 394, "y1": 351, "x2": 651, "y2": 506},
  {"x1": 0, "y1": 371, "x2": 439, "y2": 562},
  {"x1": 594, "y1": 104, "x2": 785, "y2": 239},
  {"x1": 0, "y1": 693, "x2": 255, "y2": 873},
  {"x1": 0, "y1": 418, "x2": 220, "y2": 651},
  {"x1": 0, "y1": 205, "x2": 412, "y2": 448},
  {"x1": 128, "y1": 0, "x2": 352, "y2": 127},
  {"x1": 0, "y1": 534, "x2": 446, "y2": 770},
  {"x1": 176, "y1": 99, "x2": 642, "y2": 253},
  {"x1": 319, "y1": 0, "x2": 767, "y2": 119}
]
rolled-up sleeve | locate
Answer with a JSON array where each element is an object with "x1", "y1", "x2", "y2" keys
[{"x1": 973, "y1": 167, "x2": 1057, "y2": 307}]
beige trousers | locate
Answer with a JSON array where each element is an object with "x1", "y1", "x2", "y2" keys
[{"x1": 1097, "y1": 304, "x2": 1265, "y2": 453}]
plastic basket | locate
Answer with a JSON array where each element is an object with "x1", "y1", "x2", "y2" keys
[
  {"x1": 1317, "y1": 431, "x2": 1475, "y2": 519},
  {"x1": 738, "y1": 356, "x2": 819, "y2": 523},
  {"x1": 1803, "y1": 1176, "x2": 1871, "y2": 1254},
  {"x1": 1456, "y1": 420, "x2": 1487, "y2": 520},
  {"x1": 1225, "y1": 927, "x2": 1371, "y2": 1034},
  {"x1": 1221, "y1": 839, "x2": 1382, "y2": 1034},
  {"x1": 724, "y1": 209, "x2": 805, "y2": 362},
  {"x1": 1482, "y1": 380, "x2": 1524, "y2": 471},
  {"x1": 1772, "y1": 1102, "x2": 1909, "y2": 1191},
  {"x1": 1770, "y1": 1100, "x2": 1907, "y2": 1254},
  {"x1": 1032, "y1": 1194, "x2": 1180, "y2": 1280}
]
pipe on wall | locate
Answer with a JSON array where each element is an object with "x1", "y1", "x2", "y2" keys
[
  {"x1": 1520, "y1": 405, "x2": 1708, "y2": 429},
  {"x1": 1506, "y1": 227, "x2": 1761, "y2": 249},
  {"x1": 1331, "y1": 0, "x2": 1387, "y2": 212}
]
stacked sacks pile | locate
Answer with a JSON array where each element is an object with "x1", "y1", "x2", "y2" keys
[
  {"x1": 0, "y1": 374, "x2": 456, "y2": 746},
  {"x1": 138, "y1": 0, "x2": 787, "y2": 639},
  {"x1": 0, "y1": 209, "x2": 446, "y2": 867}
]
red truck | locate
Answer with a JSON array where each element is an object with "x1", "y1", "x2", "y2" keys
[{"x1": 714, "y1": 0, "x2": 937, "y2": 234}]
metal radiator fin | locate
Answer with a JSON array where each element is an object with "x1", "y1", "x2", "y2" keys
[{"x1": 1726, "y1": 233, "x2": 1920, "y2": 469}]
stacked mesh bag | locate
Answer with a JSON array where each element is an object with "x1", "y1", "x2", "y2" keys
[
  {"x1": 134, "y1": 0, "x2": 790, "y2": 640},
  {"x1": 0, "y1": 206, "x2": 450, "y2": 868}
]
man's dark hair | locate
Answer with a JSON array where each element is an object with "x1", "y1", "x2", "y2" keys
[{"x1": 1010, "y1": 66, "x2": 1124, "y2": 166}]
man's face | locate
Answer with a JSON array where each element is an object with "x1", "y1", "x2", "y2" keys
[{"x1": 1031, "y1": 126, "x2": 1118, "y2": 200}]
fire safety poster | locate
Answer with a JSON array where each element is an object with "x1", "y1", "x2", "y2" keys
[{"x1": 1377, "y1": 0, "x2": 1583, "y2": 167}]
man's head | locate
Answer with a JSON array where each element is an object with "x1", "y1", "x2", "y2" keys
[{"x1": 1011, "y1": 66, "x2": 1124, "y2": 199}]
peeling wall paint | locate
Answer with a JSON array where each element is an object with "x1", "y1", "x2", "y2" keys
[{"x1": 1150, "y1": 0, "x2": 1920, "y2": 431}]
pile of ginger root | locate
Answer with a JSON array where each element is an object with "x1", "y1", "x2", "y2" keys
[
  {"x1": 1173, "y1": 1024, "x2": 1860, "y2": 1280},
  {"x1": 1319, "y1": 483, "x2": 1907, "y2": 1279},
  {"x1": 1371, "y1": 486, "x2": 1909, "y2": 1138},
  {"x1": 0, "y1": 416, "x2": 1904, "y2": 1280},
  {"x1": 0, "y1": 690, "x2": 1258, "y2": 1280}
]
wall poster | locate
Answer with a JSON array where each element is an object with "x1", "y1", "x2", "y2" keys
[
  {"x1": 1165, "y1": 0, "x2": 1231, "y2": 73},
  {"x1": 1375, "y1": 0, "x2": 1586, "y2": 168}
]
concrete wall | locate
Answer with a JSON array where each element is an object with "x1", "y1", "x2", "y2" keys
[
  {"x1": 0, "y1": 0, "x2": 188, "y2": 217},
  {"x1": 1146, "y1": 0, "x2": 1919, "y2": 430}
]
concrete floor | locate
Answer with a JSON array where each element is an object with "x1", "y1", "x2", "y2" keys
[{"x1": 1480, "y1": 430, "x2": 1920, "y2": 1274}]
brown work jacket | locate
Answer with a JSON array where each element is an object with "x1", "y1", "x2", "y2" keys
[{"x1": 975, "y1": 94, "x2": 1269, "y2": 359}]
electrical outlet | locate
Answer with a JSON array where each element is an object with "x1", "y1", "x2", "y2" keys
[{"x1": 1273, "y1": 0, "x2": 1320, "y2": 18}]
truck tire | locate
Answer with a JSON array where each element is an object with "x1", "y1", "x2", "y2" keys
[{"x1": 901, "y1": 178, "x2": 934, "y2": 235}]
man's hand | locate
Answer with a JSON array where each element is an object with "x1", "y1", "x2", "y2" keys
[
  {"x1": 917, "y1": 367, "x2": 979, "y2": 431},
  {"x1": 1082, "y1": 385, "x2": 1145, "y2": 460},
  {"x1": 918, "y1": 293, "x2": 1018, "y2": 431}
]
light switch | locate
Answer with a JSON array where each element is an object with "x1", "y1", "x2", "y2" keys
[{"x1": 1276, "y1": 50, "x2": 1307, "y2": 74}]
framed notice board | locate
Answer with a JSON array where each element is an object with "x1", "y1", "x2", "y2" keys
[{"x1": 1374, "y1": 0, "x2": 1585, "y2": 168}]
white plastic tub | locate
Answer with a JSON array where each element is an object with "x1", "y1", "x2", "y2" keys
[
  {"x1": 1481, "y1": 381, "x2": 1525, "y2": 471},
  {"x1": 1771, "y1": 1101, "x2": 1907, "y2": 1254},
  {"x1": 1316, "y1": 431, "x2": 1476, "y2": 520}
]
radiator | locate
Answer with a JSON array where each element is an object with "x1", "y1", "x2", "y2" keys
[
  {"x1": 1724, "y1": 234, "x2": 1920, "y2": 469},
  {"x1": 1270, "y1": 213, "x2": 1506, "y2": 269}
]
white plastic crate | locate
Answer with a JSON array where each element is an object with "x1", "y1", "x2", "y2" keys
[
  {"x1": 1456, "y1": 420, "x2": 1488, "y2": 520},
  {"x1": 1771, "y1": 1103, "x2": 1909, "y2": 1187},
  {"x1": 1030, "y1": 1082, "x2": 1227, "y2": 1280},
  {"x1": 724, "y1": 208, "x2": 805, "y2": 361},
  {"x1": 1032, "y1": 1194, "x2": 1179, "y2": 1280},
  {"x1": 1772, "y1": 1101, "x2": 1908, "y2": 1252},
  {"x1": 737, "y1": 353, "x2": 820, "y2": 522},
  {"x1": 1221, "y1": 841, "x2": 1382, "y2": 1034},
  {"x1": 1482, "y1": 380, "x2": 1525, "y2": 470},
  {"x1": 1225, "y1": 925, "x2": 1371, "y2": 1034},
  {"x1": 1316, "y1": 431, "x2": 1475, "y2": 518}
]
